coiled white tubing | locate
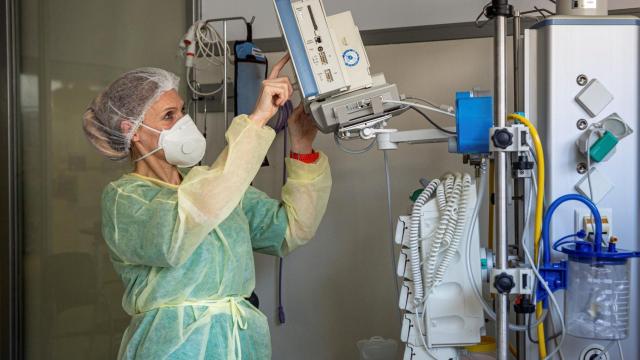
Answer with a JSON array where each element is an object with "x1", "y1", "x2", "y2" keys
[
  {"x1": 410, "y1": 179, "x2": 440, "y2": 304},
  {"x1": 433, "y1": 174, "x2": 471, "y2": 286},
  {"x1": 424, "y1": 173, "x2": 461, "y2": 290}
]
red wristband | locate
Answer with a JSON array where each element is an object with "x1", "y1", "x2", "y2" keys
[{"x1": 290, "y1": 150, "x2": 319, "y2": 164}]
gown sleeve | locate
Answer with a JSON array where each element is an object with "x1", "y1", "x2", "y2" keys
[
  {"x1": 241, "y1": 152, "x2": 332, "y2": 257},
  {"x1": 101, "y1": 115, "x2": 276, "y2": 267}
]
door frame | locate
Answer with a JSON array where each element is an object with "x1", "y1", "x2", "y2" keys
[{"x1": 0, "y1": 0, "x2": 23, "y2": 358}]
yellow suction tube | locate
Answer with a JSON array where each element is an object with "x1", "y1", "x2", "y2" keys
[{"x1": 508, "y1": 113, "x2": 547, "y2": 359}]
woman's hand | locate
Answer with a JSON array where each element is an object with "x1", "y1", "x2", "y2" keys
[
  {"x1": 288, "y1": 103, "x2": 318, "y2": 154},
  {"x1": 249, "y1": 54, "x2": 293, "y2": 126}
]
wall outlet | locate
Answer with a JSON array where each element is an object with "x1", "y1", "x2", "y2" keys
[{"x1": 574, "y1": 207, "x2": 612, "y2": 240}]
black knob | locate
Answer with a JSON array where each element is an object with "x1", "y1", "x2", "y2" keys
[
  {"x1": 494, "y1": 272, "x2": 515, "y2": 294},
  {"x1": 492, "y1": 128, "x2": 513, "y2": 149}
]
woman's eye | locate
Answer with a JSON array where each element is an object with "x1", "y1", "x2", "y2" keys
[{"x1": 163, "y1": 111, "x2": 174, "y2": 120}]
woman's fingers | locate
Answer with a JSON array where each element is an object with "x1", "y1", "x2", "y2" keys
[
  {"x1": 263, "y1": 78, "x2": 293, "y2": 106},
  {"x1": 250, "y1": 59, "x2": 294, "y2": 125},
  {"x1": 268, "y1": 53, "x2": 291, "y2": 80},
  {"x1": 266, "y1": 77, "x2": 293, "y2": 99},
  {"x1": 263, "y1": 81, "x2": 290, "y2": 107}
]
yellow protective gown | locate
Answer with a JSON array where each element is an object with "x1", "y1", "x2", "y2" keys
[{"x1": 101, "y1": 115, "x2": 332, "y2": 359}]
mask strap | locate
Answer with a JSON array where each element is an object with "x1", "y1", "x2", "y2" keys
[
  {"x1": 133, "y1": 123, "x2": 163, "y2": 162},
  {"x1": 134, "y1": 147, "x2": 162, "y2": 162},
  {"x1": 140, "y1": 123, "x2": 162, "y2": 134}
]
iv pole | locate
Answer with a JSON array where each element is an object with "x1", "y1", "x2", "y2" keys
[{"x1": 488, "y1": 1, "x2": 512, "y2": 359}]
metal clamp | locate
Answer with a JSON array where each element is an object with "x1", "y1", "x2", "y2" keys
[
  {"x1": 489, "y1": 124, "x2": 530, "y2": 152},
  {"x1": 336, "y1": 115, "x2": 392, "y2": 140},
  {"x1": 490, "y1": 268, "x2": 534, "y2": 295},
  {"x1": 535, "y1": 261, "x2": 567, "y2": 307},
  {"x1": 360, "y1": 127, "x2": 396, "y2": 140}
]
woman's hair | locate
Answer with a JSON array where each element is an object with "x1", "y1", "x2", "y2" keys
[{"x1": 82, "y1": 67, "x2": 179, "y2": 160}]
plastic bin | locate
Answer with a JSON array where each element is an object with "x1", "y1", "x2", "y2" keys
[{"x1": 357, "y1": 336, "x2": 397, "y2": 360}]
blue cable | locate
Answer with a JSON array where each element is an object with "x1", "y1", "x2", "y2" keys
[
  {"x1": 542, "y1": 194, "x2": 603, "y2": 266},
  {"x1": 552, "y1": 234, "x2": 578, "y2": 251},
  {"x1": 552, "y1": 230, "x2": 587, "y2": 251}
]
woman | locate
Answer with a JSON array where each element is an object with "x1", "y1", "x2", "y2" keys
[{"x1": 82, "y1": 55, "x2": 332, "y2": 359}]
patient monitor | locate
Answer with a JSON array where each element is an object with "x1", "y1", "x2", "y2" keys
[{"x1": 273, "y1": 0, "x2": 405, "y2": 133}]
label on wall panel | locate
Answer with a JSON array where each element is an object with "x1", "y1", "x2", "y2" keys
[{"x1": 573, "y1": 0, "x2": 597, "y2": 9}]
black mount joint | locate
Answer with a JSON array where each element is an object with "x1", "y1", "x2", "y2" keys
[
  {"x1": 494, "y1": 272, "x2": 515, "y2": 294},
  {"x1": 514, "y1": 296, "x2": 536, "y2": 314},
  {"x1": 492, "y1": 128, "x2": 513, "y2": 149},
  {"x1": 486, "y1": 0, "x2": 514, "y2": 19},
  {"x1": 512, "y1": 155, "x2": 534, "y2": 171}
]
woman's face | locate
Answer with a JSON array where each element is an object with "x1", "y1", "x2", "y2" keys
[{"x1": 130, "y1": 89, "x2": 185, "y2": 162}]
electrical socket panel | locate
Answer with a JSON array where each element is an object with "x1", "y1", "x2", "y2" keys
[{"x1": 574, "y1": 207, "x2": 612, "y2": 240}]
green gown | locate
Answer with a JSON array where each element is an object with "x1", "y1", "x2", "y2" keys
[{"x1": 102, "y1": 173, "x2": 289, "y2": 360}]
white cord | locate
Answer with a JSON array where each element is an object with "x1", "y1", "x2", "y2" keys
[
  {"x1": 463, "y1": 161, "x2": 547, "y2": 331},
  {"x1": 547, "y1": 305, "x2": 566, "y2": 360},
  {"x1": 410, "y1": 178, "x2": 444, "y2": 360},
  {"x1": 406, "y1": 96, "x2": 455, "y2": 114},
  {"x1": 597, "y1": 340, "x2": 617, "y2": 360},
  {"x1": 194, "y1": 21, "x2": 232, "y2": 66},
  {"x1": 584, "y1": 124, "x2": 608, "y2": 247},
  {"x1": 382, "y1": 100, "x2": 456, "y2": 118},
  {"x1": 520, "y1": 166, "x2": 566, "y2": 360},
  {"x1": 186, "y1": 67, "x2": 226, "y2": 97},
  {"x1": 411, "y1": 173, "x2": 469, "y2": 360},
  {"x1": 424, "y1": 174, "x2": 462, "y2": 290},
  {"x1": 184, "y1": 21, "x2": 232, "y2": 97},
  {"x1": 410, "y1": 179, "x2": 441, "y2": 303},
  {"x1": 414, "y1": 305, "x2": 439, "y2": 360},
  {"x1": 617, "y1": 340, "x2": 624, "y2": 360},
  {"x1": 433, "y1": 174, "x2": 471, "y2": 286},
  {"x1": 585, "y1": 127, "x2": 596, "y2": 244},
  {"x1": 333, "y1": 132, "x2": 377, "y2": 154},
  {"x1": 383, "y1": 150, "x2": 403, "y2": 324}
]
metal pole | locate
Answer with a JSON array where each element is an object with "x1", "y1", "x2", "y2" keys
[
  {"x1": 513, "y1": 11, "x2": 522, "y2": 112},
  {"x1": 187, "y1": 0, "x2": 201, "y2": 122},
  {"x1": 0, "y1": 0, "x2": 22, "y2": 357},
  {"x1": 494, "y1": 14, "x2": 510, "y2": 360},
  {"x1": 223, "y1": 20, "x2": 228, "y2": 131},
  {"x1": 512, "y1": 11, "x2": 527, "y2": 360}
]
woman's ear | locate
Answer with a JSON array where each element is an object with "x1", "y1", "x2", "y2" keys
[{"x1": 120, "y1": 120, "x2": 140, "y2": 143}]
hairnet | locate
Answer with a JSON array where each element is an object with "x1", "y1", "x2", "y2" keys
[{"x1": 82, "y1": 67, "x2": 180, "y2": 160}]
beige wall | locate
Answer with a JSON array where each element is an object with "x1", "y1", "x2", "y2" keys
[{"x1": 197, "y1": 38, "x2": 514, "y2": 359}]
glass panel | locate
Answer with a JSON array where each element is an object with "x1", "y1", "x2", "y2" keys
[{"x1": 19, "y1": 1, "x2": 186, "y2": 358}]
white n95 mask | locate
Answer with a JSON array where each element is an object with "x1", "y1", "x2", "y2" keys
[{"x1": 135, "y1": 114, "x2": 206, "y2": 167}]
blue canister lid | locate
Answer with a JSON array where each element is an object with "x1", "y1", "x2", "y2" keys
[{"x1": 560, "y1": 241, "x2": 640, "y2": 265}]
